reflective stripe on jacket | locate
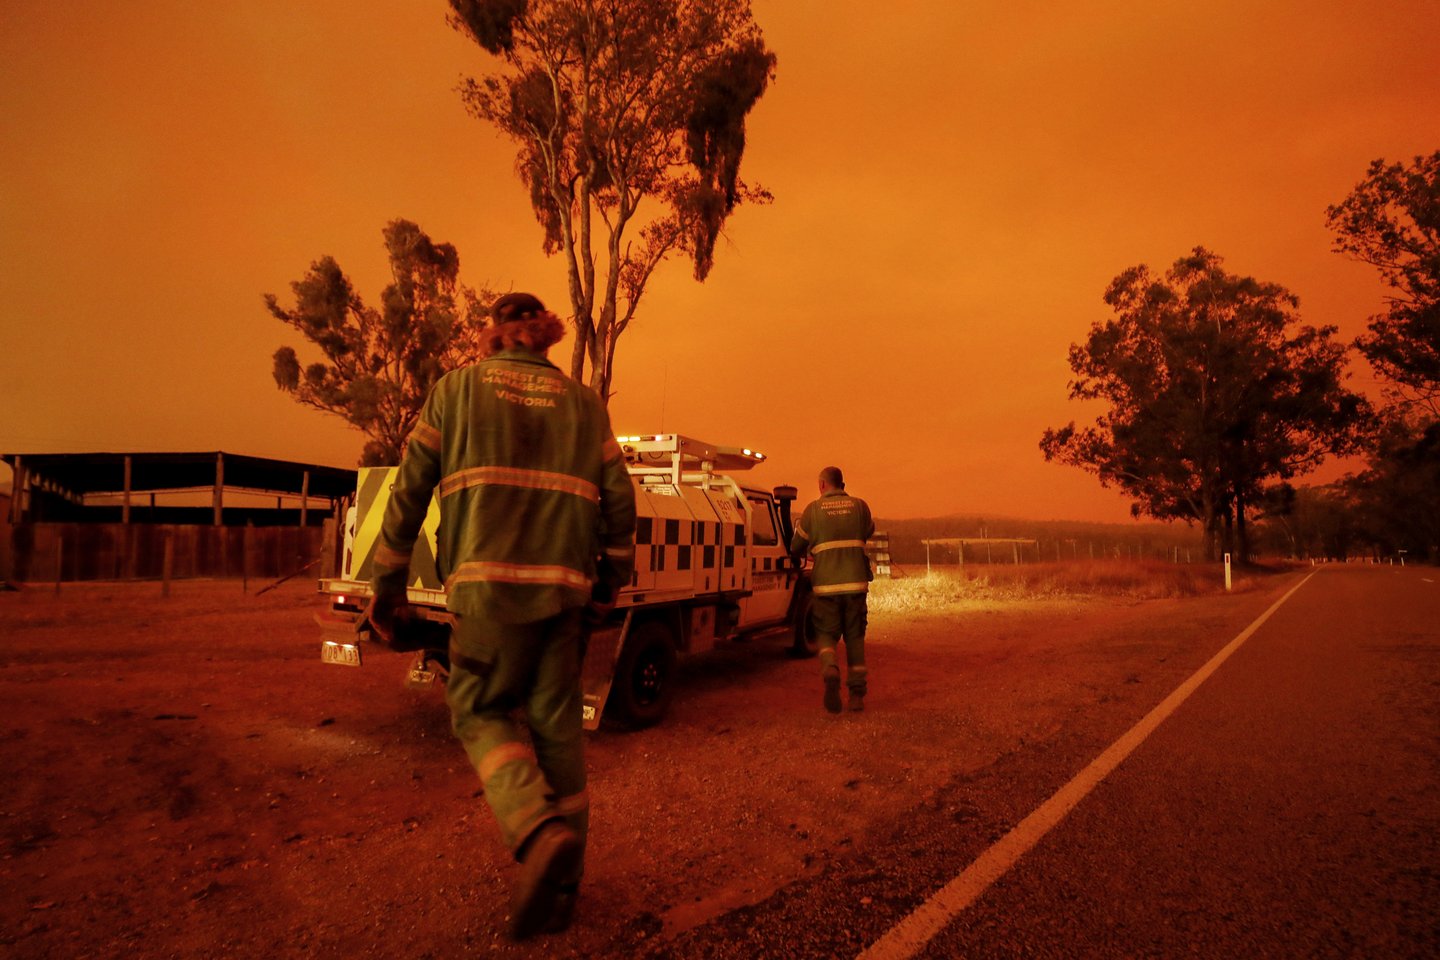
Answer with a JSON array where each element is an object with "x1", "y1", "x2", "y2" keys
[
  {"x1": 791, "y1": 490, "x2": 874, "y2": 595},
  {"x1": 373, "y1": 349, "x2": 636, "y2": 623}
]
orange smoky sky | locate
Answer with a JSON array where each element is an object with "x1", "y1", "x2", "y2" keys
[{"x1": 2, "y1": 1, "x2": 1437, "y2": 523}]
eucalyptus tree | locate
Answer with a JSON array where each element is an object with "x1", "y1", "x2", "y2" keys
[
  {"x1": 448, "y1": 0, "x2": 776, "y2": 399},
  {"x1": 267, "y1": 220, "x2": 491, "y2": 465},
  {"x1": 1327, "y1": 151, "x2": 1440, "y2": 412},
  {"x1": 1041, "y1": 248, "x2": 1368, "y2": 559}
]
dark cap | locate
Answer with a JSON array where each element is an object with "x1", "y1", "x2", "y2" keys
[{"x1": 491, "y1": 292, "x2": 546, "y2": 323}]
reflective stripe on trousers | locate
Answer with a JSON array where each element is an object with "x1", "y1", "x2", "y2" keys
[
  {"x1": 446, "y1": 608, "x2": 588, "y2": 883},
  {"x1": 811, "y1": 593, "x2": 869, "y2": 695}
]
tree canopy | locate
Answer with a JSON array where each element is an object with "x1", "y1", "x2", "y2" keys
[
  {"x1": 1346, "y1": 412, "x2": 1440, "y2": 559},
  {"x1": 1326, "y1": 151, "x2": 1440, "y2": 412},
  {"x1": 1040, "y1": 248, "x2": 1369, "y2": 559},
  {"x1": 266, "y1": 219, "x2": 491, "y2": 465},
  {"x1": 448, "y1": 0, "x2": 775, "y2": 399},
  {"x1": 1259, "y1": 414, "x2": 1440, "y2": 564}
]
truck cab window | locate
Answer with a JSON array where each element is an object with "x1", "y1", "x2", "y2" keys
[{"x1": 747, "y1": 496, "x2": 778, "y2": 546}]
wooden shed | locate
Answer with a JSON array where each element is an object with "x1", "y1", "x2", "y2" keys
[{"x1": 1, "y1": 451, "x2": 357, "y2": 584}]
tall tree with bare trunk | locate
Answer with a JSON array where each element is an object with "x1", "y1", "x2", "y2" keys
[{"x1": 447, "y1": 0, "x2": 775, "y2": 400}]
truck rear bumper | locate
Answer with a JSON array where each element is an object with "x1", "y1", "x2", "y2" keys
[{"x1": 317, "y1": 607, "x2": 366, "y2": 667}]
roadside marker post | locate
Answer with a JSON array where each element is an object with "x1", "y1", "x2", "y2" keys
[{"x1": 1224, "y1": 552, "x2": 1232, "y2": 591}]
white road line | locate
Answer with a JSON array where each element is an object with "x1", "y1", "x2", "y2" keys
[
  {"x1": 1423, "y1": 578, "x2": 1434, "y2": 583},
  {"x1": 858, "y1": 572, "x2": 1318, "y2": 960}
]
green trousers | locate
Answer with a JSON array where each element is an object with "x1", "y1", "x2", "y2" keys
[
  {"x1": 811, "y1": 592, "x2": 868, "y2": 695},
  {"x1": 445, "y1": 608, "x2": 588, "y2": 884}
]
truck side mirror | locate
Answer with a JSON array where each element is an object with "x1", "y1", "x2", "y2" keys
[{"x1": 773, "y1": 485, "x2": 797, "y2": 545}]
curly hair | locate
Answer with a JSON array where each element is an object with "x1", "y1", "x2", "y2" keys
[{"x1": 478, "y1": 311, "x2": 566, "y2": 357}]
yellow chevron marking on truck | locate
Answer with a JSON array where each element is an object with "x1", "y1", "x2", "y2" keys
[{"x1": 349, "y1": 467, "x2": 442, "y2": 590}]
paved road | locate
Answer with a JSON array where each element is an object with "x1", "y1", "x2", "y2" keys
[{"x1": 659, "y1": 566, "x2": 1440, "y2": 959}]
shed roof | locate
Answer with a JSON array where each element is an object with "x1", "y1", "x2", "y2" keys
[{"x1": 1, "y1": 451, "x2": 357, "y2": 499}]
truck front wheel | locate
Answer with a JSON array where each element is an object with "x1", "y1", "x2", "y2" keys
[
  {"x1": 607, "y1": 619, "x2": 678, "y2": 728},
  {"x1": 791, "y1": 589, "x2": 819, "y2": 658}
]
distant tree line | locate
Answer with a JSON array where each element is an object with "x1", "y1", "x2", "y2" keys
[
  {"x1": 1253, "y1": 398, "x2": 1440, "y2": 561},
  {"x1": 1043, "y1": 151, "x2": 1440, "y2": 564}
]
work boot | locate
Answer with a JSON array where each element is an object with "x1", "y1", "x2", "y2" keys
[
  {"x1": 510, "y1": 821, "x2": 583, "y2": 941},
  {"x1": 823, "y1": 674, "x2": 842, "y2": 714},
  {"x1": 543, "y1": 884, "x2": 580, "y2": 934},
  {"x1": 848, "y1": 692, "x2": 865, "y2": 712}
]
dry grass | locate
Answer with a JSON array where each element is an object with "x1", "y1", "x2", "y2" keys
[{"x1": 870, "y1": 560, "x2": 1257, "y2": 615}]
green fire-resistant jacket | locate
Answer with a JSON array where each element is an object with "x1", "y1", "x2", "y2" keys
[
  {"x1": 373, "y1": 349, "x2": 636, "y2": 624},
  {"x1": 791, "y1": 489, "x2": 875, "y2": 595}
]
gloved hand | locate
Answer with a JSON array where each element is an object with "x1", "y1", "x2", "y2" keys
[
  {"x1": 364, "y1": 590, "x2": 414, "y2": 649},
  {"x1": 584, "y1": 582, "x2": 616, "y2": 626}
]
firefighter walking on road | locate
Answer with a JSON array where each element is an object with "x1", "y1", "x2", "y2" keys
[
  {"x1": 790, "y1": 466, "x2": 874, "y2": 713},
  {"x1": 367, "y1": 293, "x2": 636, "y2": 940}
]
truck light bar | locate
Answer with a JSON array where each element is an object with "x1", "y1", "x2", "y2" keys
[{"x1": 616, "y1": 434, "x2": 766, "y2": 473}]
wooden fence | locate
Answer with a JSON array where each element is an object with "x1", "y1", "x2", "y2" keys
[{"x1": 0, "y1": 522, "x2": 339, "y2": 584}]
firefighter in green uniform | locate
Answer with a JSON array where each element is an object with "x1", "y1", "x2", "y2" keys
[
  {"x1": 366, "y1": 293, "x2": 636, "y2": 940},
  {"x1": 790, "y1": 466, "x2": 874, "y2": 713}
]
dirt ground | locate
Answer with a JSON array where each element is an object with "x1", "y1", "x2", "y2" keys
[{"x1": 0, "y1": 571, "x2": 1289, "y2": 959}]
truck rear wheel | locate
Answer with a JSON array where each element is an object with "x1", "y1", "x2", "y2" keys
[
  {"x1": 607, "y1": 619, "x2": 677, "y2": 728},
  {"x1": 791, "y1": 589, "x2": 818, "y2": 658}
]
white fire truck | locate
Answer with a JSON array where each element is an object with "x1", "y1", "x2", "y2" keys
[{"x1": 317, "y1": 434, "x2": 816, "y2": 728}]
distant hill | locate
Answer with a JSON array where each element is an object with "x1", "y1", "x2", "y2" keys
[{"x1": 874, "y1": 514, "x2": 1206, "y2": 568}]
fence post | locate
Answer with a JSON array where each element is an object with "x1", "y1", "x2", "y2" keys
[
  {"x1": 213, "y1": 453, "x2": 224, "y2": 527},
  {"x1": 10, "y1": 457, "x2": 25, "y2": 523},
  {"x1": 300, "y1": 469, "x2": 311, "y2": 530},
  {"x1": 162, "y1": 530, "x2": 174, "y2": 598},
  {"x1": 122, "y1": 455, "x2": 132, "y2": 525}
]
